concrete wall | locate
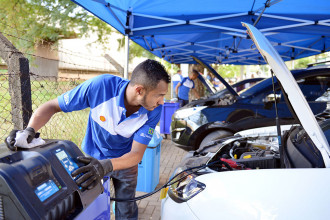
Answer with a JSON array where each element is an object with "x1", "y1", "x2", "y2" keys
[
  {"x1": 30, "y1": 42, "x2": 59, "y2": 79},
  {"x1": 58, "y1": 32, "x2": 146, "y2": 80}
]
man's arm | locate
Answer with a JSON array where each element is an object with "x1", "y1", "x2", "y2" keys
[
  {"x1": 28, "y1": 98, "x2": 62, "y2": 131},
  {"x1": 175, "y1": 82, "x2": 181, "y2": 96},
  {"x1": 110, "y1": 140, "x2": 147, "y2": 170},
  {"x1": 72, "y1": 140, "x2": 147, "y2": 189},
  {"x1": 192, "y1": 88, "x2": 200, "y2": 99}
]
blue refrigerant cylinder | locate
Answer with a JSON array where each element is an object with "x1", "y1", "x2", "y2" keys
[{"x1": 136, "y1": 131, "x2": 163, "y2": 193}]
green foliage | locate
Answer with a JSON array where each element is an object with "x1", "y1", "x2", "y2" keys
[
  {"x1": 294, "y1": 57, "x2": 314, "y2": 69},
  {"x1": 0, "y1": 0, "x2": 112, "y2": 52},
  {"x1": 213, "y1": 64, "x2": 240, "y2": 78},
  {"x1": 260, "y1": 65, "x2": 269, "y2": 73},
  {"x1": 0, "y1": 0, "x2": 175, "y2": 64},
  {"x1": 156, "y1": 58, "x2": 179, "y2": 76}
]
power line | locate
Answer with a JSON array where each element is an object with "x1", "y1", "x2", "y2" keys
[
  {"x1": 1, "y1": 31, "x2": 110, "y2": 64},
  {"x1": 0, "y1": 49, "x2": 113, "y2": 72}
]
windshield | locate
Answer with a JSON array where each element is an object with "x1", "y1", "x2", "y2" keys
[
  {"x1": 208, "y1": 78, "x2": 265, "y2": 98},
  {"x1": 239, "y1": 78, "x2": 270, "y2": 97}
]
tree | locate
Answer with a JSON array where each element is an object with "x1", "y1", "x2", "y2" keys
[
  {"x1": 213, "y1": 64, "x2": 240, "y2": 78},
  {"x1": 294, "y1": 57, "x2": 313, "y2": 69},
  {"x1": 0, "y1": 0, "x2": 178, "y2": 69},
  {"x1": 0, "y1": 0, "x2": 113, "y2": 53}
]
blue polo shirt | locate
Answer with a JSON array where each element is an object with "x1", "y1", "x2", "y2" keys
[
  {"x1": 172, "y1": 73, "x2": 183, "y2": 91},
  {"x1": 178, "y1": 77, "x2": 195, "y2": 100},
  {"x1": 58, "y1": 74, "x2": 162, "y2": 160}
]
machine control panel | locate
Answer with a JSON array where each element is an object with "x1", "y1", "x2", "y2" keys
[
  {"x1": 35, "y1": 179, "x2": 59, "y2": 202},
  {"x1": 55, "y1": 148, "x2": 80, "y2": 178}
]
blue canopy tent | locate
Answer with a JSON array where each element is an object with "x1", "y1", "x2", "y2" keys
[{"x1": 71, "y1": 0, "x2": 330, "y2": 66}]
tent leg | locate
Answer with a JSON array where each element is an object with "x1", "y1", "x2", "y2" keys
[{"x1": 124, "y1": 35, "x2": 129, "y2": 79}]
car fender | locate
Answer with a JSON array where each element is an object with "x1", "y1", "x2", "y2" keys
[
  {"x1": 161, "y1": 196, "x2": 198, "y2": 220},
  {"x1": 226, "y1": 109, "x2": 255, "y2": 123},
  {"x1": 187, "y1": 169, "x2": 330, "y2": 220},
  {"x1": 188, "y1": 121, "x2": 235, "y2": 149}
]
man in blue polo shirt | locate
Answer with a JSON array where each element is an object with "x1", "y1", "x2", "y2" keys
[
  {"x1": 5, "y1": 59, "x2": 170, "y2": 220},
  {"x1": 175, "y1": 69, "x2": 200, "y2": 106},
  {"x1": 172, "y1": 69, "x2": 183, "y2": 98}
]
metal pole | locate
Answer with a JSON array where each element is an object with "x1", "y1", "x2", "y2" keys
[
  {"x1": 240, "y1": 65, "x2": 244, "y2": 80},
  {"x1": 0, "y1": 32, "x2": 32, "y2": 129},
  {"x1": 124, "y1": 35, "x2": 129, "y2": 79}
]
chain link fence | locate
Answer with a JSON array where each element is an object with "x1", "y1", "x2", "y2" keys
[
  {"x1": 0, "y1": 71, "x2": 89, "y2": 147},
  {"x1": 0, "y1": 26, "x2": 178, "y2": 147},
  {"x1": 0, "y1": 29, "x2": 116, "y2": 148}
]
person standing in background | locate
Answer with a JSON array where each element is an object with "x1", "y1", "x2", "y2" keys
[
  {"x1": 206, "y1": 73, "x2": 212, "y2": 81},
  {"x1": 175, "y1": 69, "x2": 200, "y2": 107},
  {"x1": 172, "y1": 70, "x2": 183, "y2": 98},
  {"x1": 212, "y1": 77, "x2": 221, "y2": 91}
]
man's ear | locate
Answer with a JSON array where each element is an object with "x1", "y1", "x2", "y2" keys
[{"x1": 135, "y1": 85, "x2": 145, "y2": 96}]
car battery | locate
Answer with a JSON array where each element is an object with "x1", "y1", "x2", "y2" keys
[
  {"x1": 0, "y1": 140, "x2": 104, "y2": 220},
  {"x1": 234, "y1": 155, "x2": 280, "y2": 169}
]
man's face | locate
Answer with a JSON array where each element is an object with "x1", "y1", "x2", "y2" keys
[
  {"x1": 189, "y1": 72, "x2": 198, "y2": 80},
  {"x1": 140, "y1": 80, "x2": 168, "y2": 111}
]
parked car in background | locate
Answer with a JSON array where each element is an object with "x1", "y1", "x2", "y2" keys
[
  {"x1": 184, "y1": 77, "x2": 264, "y2": 108},
  {"x1": 171, "y1": 66, "x2": 330, "y2": 151},
  {"x1": 161, "y1": 23, "x2": 330, "y2": 220}
]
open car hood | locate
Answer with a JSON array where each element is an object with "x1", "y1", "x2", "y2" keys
[
  {"x1": 197, "y1": 73, "x2": 217, "y2": 94},
  {"x1": 192, "y1": 56, "x2": 239, "y2": 97},
  {"x1": 242, "y1": 22, "x2": 330, "y2": 167}
]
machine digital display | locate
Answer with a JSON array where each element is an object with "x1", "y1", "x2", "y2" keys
[
  {"x1": 35, "y1": 180, "x2": 59, "y2": 202},
  {"x1": 55, "y1": 149, "x2": 79, "y2": 177}
]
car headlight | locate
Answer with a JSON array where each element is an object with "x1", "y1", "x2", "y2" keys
[
  {"x1": 168, "y1": 170, "x2": 206, "y2": 203},
  {"x1": 174, "y1": 106, "x2": 207, "y2": 119}
]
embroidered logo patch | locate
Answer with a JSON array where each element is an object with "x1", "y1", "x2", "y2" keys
[
  {"x1": 100, "y1": 116, "x2": 106, "y2": 122},
  {"x1": 148, "y1": 128, "x2": 154, "y2": 135},
  {"x1": 64, "y1": 94, "x2": 69, "y2": 105}
]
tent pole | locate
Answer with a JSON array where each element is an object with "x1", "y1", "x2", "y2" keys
[{"x1": 124, "y1": 35, "x2": 129, "y2": 79}]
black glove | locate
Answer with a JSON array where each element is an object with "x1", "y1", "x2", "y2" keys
[
  {"x1": 71, "y1": 156, "x2": 113, "y2": 190},
  {"x1": 5, "y1": 127, "x2": 38, "y2": 151}
]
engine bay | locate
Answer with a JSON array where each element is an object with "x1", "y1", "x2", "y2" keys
[
  {"x1": 179, "y1": 117, "x2": 329, "y2": 176},
  {"x1": 186, "y1": 93, "x2": 237, "y2": 107},
  {"x1": 207, "y1": 136, "x2": 281, "y2": 171},
  {"x1": 215, "y1": 94, "x2": 237, "y2": 106}
]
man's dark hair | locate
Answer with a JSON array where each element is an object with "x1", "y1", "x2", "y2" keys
[
  {"x1": 192, "y1": 69, "x2": 199, "y2": 75},
  {"x1": 130, "y1": 59, "x2": 170, "y2": 91}
]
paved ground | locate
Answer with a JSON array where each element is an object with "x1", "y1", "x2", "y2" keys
[{"x1": 136, "y1": 138, "x2": 186, "y2": 220}]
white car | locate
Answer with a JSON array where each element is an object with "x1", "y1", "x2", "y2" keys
[{"x1": 161, "y1": 23, "x2": 330, "y2": 220}]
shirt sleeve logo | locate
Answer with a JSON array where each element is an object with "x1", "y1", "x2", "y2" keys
[
  {"x1": 148, "y1": 128, "x2": 154, "y2": 135},
  {"x1": 64, "y1": 93, "x2": 69, "y2": 105},
  {"x1": 140, "y1": 133, "x2": 146, "y2": 137},
  {"x1": 100, "y1": 116, "x2": 106, "y2": 122}
]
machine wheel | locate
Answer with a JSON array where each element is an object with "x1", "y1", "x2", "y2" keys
[{"x1": 199, "y1": 130, "x2": 233, "y2": 149}]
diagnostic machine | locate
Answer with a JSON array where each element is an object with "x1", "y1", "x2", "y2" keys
[{"x1": 0, "y1": 140, "x2": 109, "y2": 220}]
